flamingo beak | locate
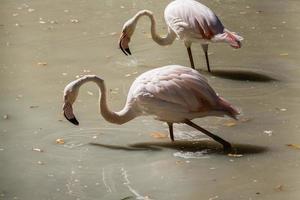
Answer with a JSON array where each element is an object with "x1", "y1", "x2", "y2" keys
[
  {"x1": 63, "y1": 102, "x2": 79, "y2": 125},
  {"x1": 64, "y1": 112, "x2": 79, "y2": 125},
  {"x1": 125, "y1": 48, "x2": 131, "y2": 55},
  {"x1": 119, "y1": 32, "x2": 131, "y2": 56},
  {"x1": 119, "y1": 39, "x2": 128, "y2": 56}
]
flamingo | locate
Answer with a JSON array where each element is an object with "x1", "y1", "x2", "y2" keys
[
  {"x1": 118, "y1": 0, "x2": 243, "y2": 72},
  {"x1": 63, "y1": 65, "x2": 239, "y2": 152}
]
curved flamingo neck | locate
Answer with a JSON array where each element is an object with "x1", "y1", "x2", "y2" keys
[
  {"x1": 75, "y1": 75, "x2": 136, "y2": 125},
  {"x1": 133, "y1": 10, "x2": 176, "y2": 46}
]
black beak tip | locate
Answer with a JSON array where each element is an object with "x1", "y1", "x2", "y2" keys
[
  {"x1": 64, "y1": 112, "x2": 79, "y2": 126},
  {"x1": 125, "y1": 48, "x2": 131, "y2": 55},
  {"x1": 119, "y1": 41, "x2": 128, "y2": 56},
  {"x1": 69, "y1": 117, "x2": 79, "y2": 125}
]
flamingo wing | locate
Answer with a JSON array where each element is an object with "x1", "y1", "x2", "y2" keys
[
  {"x1": 164, "y1": 0, "x2": 224, "y2": 40},
  {"x1": 129, "y1": 65, "x2": 220, "y2": 116}
]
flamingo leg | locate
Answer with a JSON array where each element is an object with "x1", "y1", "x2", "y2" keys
[
  {"x1": 167, "y1": 122, "x2": 174, "y2": 141},
  {"x1": 186, "y1": 47, "x2": 195, "y2": 69},
  {"x1": 201, "y1": 44, "x2": 211, "y2": 72},
  {"x1": 184, "y1": 120, "x2": 231, "y2": 152}
]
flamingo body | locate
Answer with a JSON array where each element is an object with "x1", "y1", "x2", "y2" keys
[
  {"x1": 63, "y1": 65, "x2": 239, "y2": 151},
  {"x1": 164, "y1": 0, "x2": 224, "y2": 43},
  {"x1": 127, "y1": 65, "x2": 237, "y2": 122}
]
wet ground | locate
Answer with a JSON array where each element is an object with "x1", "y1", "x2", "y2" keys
[{"x1": 1, "y1": 0, "x2": 300, "y2": 199}]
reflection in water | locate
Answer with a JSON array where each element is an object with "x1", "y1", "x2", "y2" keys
[
  {"x1": 209, "y1": 69, "x2": 278, "y2": 82},
  {"x1": 90, "y1": 141, "x2": 268, "y2": 155}
]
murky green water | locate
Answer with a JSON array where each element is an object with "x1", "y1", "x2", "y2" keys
[{"x1": 1, "y1": 0, "x2": 300, "y2": 199}]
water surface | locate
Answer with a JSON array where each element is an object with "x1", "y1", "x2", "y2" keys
[{"x1": 1, "y1": 0, "x2": 300, "y2": 199}]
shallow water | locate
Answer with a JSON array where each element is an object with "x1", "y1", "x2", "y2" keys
[{"x1": 1, "y1": 0, "x2": 300, "y2": 199}]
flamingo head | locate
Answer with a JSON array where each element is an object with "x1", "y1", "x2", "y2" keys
[
  {"x1": 119, "y1": 18, "x2": 137, "y2": 56},
  {"x1": 62, "y1": 82, "x2": 80, "y2": 126}
]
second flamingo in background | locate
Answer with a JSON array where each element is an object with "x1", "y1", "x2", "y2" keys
[{"x1": 119, "y1": 0, "x2": 243, "y2": 72}]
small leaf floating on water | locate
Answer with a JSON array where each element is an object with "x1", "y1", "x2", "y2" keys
[
  {"x1": 32, "y1": 148, "x2": 43, "y2": 152},
  {"x1": 223, "y1": 121, "x2": 237, "y2": 127},
  {"x1": 30, "y1": 105, "x2": 39, "y2": 109},
  {"x1": 3, "y1": 114, "x2": 9, "y2": 120},
  {"x1": 56, "y1": 138, "x2": 65, "y2": 144},
  {"x1": 150, "y1": 132, "x2": 167, "y2": 139},
  {"x1": 176, "y1": 160, "x2": 183, "y2": 165},
  {"x1": 286, "y1": 144, "x2": 300, "y2": 150},
  {"x1": 275, "y1": 184, "x2": 284, "y2": 191}
]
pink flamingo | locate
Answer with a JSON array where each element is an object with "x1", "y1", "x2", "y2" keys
[
  {"x1": 119, "y1": 0, "x2": 243, "y2": 72},
  {"x1": 63, "y1": 65, "x2": 239, "y2": 151}
]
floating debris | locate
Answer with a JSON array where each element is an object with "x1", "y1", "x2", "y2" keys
[
  {"x1": 3, "y1": 114, "x2": 9, "y2": 120},
  {"x1": 87, "y1": 91, "x2": 94, "y2": 96},
  {"x1": 173, "y1": 151, "x2": 209, "y2": 159},
  {"x1": 32, "y1": 148, "x2": 43, "y2": 152},
  {"x1": 286, "y1": 144, "x2": 300, "y2": 150},
  {"x1": 62, "y1": 72, "x2": 67, "y2": 76},
  {"x1": 37, "y1": 62, "x2": 47, "y2": 66},
  {"x1": 39, "y1": 20, "x2": 46, "y2": 24},
  {"x1": 29, "y1": 105, "x2": 39, "y2": 109},
  {"x1": 175, "y1": 160, "x2": 183, "y2": 165},
  {"x1": 280, "y1": 53, "x2": 288, "y2": 56},
  {"x1": 209, "y1": 195, "x2": 219, "y2": 200},
  {"x1": 37, "y1": 161, "x2": 44, "y2": 165},
  {"x1": 50, "y1": 20, "x2": 58, "y2": 24},
  {"x1": 240, "y1": 117, "x2": 252, "y2": 123},
  {"x1": 12, "y1": 13, "x2": 19, "y2": 17},
  {"x1": 276, "y1": 107, "x2": 287, "y2": 112},
  {"x1": 70, "y1": 19, "x2": 79, "y2": 23},
  {"x1": 56, "y1": 138, "x2": 65, "y2": 144},
  {"x1": 275, "y1": 184, "x2": 284, "y2": 191},
  {"x1": 150, "y1": 132, "x2": 167, "y2": 139},
  {"x1": 223, "y1": 121, "x2": 237, "y2": 127},
  {"x1": 228, "y1": 153, "x2": 243, "y2": 158},
  {"x1": 263, "y1": 130, "x2": 273, "y2": 136},
  {"x1": 125, "y1": 74, "x2": 131, "y2": 77},
  {"x1": 28, "y1": 8, "x2": 35, "y2": 12}
]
